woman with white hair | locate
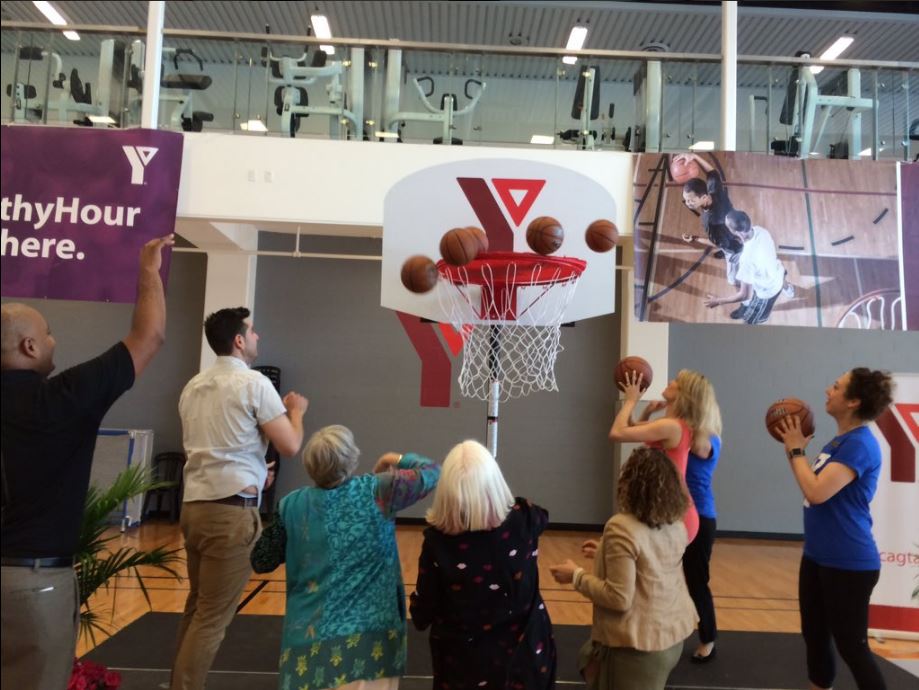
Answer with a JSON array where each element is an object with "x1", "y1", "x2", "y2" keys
[
  {"x1": 409, "y1": 440, "x2": 556, "y2": 689},
  {"x1": 251, "y1": 425, "x2": 440, "y2": 690}
]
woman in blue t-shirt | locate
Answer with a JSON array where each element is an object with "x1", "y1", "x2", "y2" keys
[
  {"x1": 681, "y1": 376, "x2": 723, "y2": 663},
  {"x1": 777, "y1": 367, "x2": 893, "y2": 690}
]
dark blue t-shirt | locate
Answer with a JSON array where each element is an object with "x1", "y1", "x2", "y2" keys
[
  {"x1": 802, "y1": 426, "x2": 881, "y2": 570},
  {"x1": 686, "y1": 435, "x2": 720, "y2": 519}
]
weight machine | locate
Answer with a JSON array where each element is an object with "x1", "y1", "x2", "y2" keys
[{"x1": 382, "y1": 49, "x2": 486, "y2": 145}]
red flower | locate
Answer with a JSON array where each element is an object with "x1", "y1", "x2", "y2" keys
[{"x1": 70, "y1": 658, "x2": 121, "y2": 690}]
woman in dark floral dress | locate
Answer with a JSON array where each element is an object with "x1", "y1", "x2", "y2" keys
[{"x1": 409, "y1": 440, "x2": 556, "y2": 689}]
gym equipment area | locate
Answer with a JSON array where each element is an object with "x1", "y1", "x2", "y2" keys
[{"x1": 1, "y1": 24, "x2": 914, "y2": 160}]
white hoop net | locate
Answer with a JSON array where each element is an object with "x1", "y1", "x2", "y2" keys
[{"x1": 436, "y1": 254, "x2": 585, "y2": 401}]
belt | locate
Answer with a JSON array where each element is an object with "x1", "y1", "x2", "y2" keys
[
  {"x1": 209, "y1": 495, "x2": 258, "y2": 508},
  {"x1": 1, "y1": 556, "x2": 74, "y2": 568}
]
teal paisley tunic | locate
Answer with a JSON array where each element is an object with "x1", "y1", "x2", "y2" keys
[{"x1": 251, "y1": 454, "x2": 440, "y2": 689}]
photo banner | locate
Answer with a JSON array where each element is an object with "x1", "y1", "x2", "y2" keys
[
  {"x1": 633, "y1": 152, "x2": 908, "y2": 330},
  {"x1": 1, "y1": 126, "x2": 183, "y2": 303},
  {"x1": 900, "y1": 163, "x2": 919, "y2": 330},
  {"x1": 869, "y1": 372, "x2": 919, "y2": 636}
]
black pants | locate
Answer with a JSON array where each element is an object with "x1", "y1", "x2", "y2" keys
[
  {"x1": 799, "y1": 555, "x2": 885, "y2": 690},
  {"x1": 682, "y1": 516, "x2": 718, "y2": 643}
]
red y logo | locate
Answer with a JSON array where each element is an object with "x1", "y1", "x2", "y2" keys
[
  {"x1": 397, "y1": 177, "x2": 546, "y2": 406},
  {"x1": 875, "y1": 403, "x2": 918, "y2": 482}
]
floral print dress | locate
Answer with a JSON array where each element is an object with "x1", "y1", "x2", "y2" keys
[{"x1": 409, "y1": 498, "x2": 557, "y2": 689}]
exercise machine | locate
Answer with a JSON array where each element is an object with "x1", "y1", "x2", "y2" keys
[
  {"x1": 769, "y1": 56, "x2": 877, "y2": 159},
  {"x1": 159, "y1": 47, "x2": 214, "y2": 132},
  {"x1": 261, "y1": 45, "x2": 364, "y2": 139},
  {"x1": 5, "y1": 46, "x2": 58, "y2": 123},
  {"x1": 49, "y1": 38, "x2": 127, "y2": 127},
  {"x1": 382, "y1": 49, "x2": 485, "y2": 145}
]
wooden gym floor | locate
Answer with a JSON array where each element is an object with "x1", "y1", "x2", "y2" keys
[
  {"x1": 633, "y1": 153, "x2": 902, "y2": 328},
  {"x1": 77, "y1": 520, "x2": 919, "y2": 662}
]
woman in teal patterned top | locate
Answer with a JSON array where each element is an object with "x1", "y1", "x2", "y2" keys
[{"x1": 251, "y1": 425, "x2": 440, "y2": 690}]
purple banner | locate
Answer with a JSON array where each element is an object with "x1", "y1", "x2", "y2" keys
[
  {"x1": 902, "y1": 163, "x2": 919, "y2": 331},
  {"x1": 1, "y1": 126, "x2": 183, "y2": 303}
]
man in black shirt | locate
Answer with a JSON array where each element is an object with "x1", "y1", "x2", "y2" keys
[
  {"x1": 677, "y1": 152, "x2": 744, "y2": 286},
  {"x1": 1, "y1": 234, "x2": 173, "y2": 690}
]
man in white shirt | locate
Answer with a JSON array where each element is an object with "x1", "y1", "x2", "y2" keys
[
  {"x1": 171, "y1": 307, "x2": 308, "y2": 690},
  {"x1": 704, "y1": 210, "x2": 792, "y2": 325}
]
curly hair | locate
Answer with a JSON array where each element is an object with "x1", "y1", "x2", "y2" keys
[
  {"x1": 845, "y1": 368, "x2": 894, "y2": 421},
  {"x1": 617, "y1": 447, "x2": 688, "y2": 528}
]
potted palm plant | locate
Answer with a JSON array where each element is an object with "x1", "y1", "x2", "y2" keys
[{"x1": 70, "y1": 465, "x2": 184, "y2": 687}]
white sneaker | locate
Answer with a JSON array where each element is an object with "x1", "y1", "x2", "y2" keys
[{"x1": 782, "y1": 282, "x2": 795, "y2": 298}]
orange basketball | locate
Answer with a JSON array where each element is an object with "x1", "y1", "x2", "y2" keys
[
  {"x1": 465, "y1": 226, "x2": 489, "y2": 253},
  {"x1": 765, "y1": 398, "x2": 815, "y2": 442},
  {"x1": 585, "y1": 219, "x2": 619, "y2": 253},
  {"x1": 669, "y1": 155, "x2": 702, "y2": 185},
  {"x1": 440, "y1": 227, "x2": 481, "y2": 266},
  {"x1": 400, "y1": 255, "x2": 439, "y2": 293},
  {"x1": 526, "y1": 216, "x2": 564, "y2": 255},
  {"x1": 614, "y1": 356, "x2": 653, "y2": 392}
]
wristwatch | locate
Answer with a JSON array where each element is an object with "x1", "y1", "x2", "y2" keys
[{"x1": 787, "y1": 448, "x2": 806, "y2": 459}]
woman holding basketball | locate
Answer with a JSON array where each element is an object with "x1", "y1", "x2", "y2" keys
[
  {"x1": 609, "y1": 368, "x2": 722, "y2": 661},
  {"x1": 777, "y1": 368, "x2": 893, "y2": 690},
  {"x1": 609, "y1": 369, "x2": 724, "y2": 545}
]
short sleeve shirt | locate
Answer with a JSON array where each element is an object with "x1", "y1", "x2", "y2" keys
[
  {"x1": 179, "y1": 356, "x2": 287, "y2": 502},
  {"x1": 736, "y1": 226, "x2": 785, "y2": 299},
  {"x1": 702, "y1": 170, "x2": 743, "y2": 254},
  {"x1": 1, "y1": 343, "x2": 135, "y2": 557},
  {"x1": 803, "y1": 426, "x2": 881, "y2": 570}
]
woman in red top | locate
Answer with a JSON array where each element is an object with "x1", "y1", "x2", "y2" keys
[{"x1": 608, "y1": 369, "x2": 719, "y2": 544}]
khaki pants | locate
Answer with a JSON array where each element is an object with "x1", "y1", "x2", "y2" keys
[
  {"x1": 170, "y1": 502, "x2": 261, "y2": 690},
  {"x1": 1, "y1": 564, "x2": 79, "y2": 690}
]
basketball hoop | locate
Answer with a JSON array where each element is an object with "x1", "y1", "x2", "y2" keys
[{"x1": 437, "y1": 252, "x2": 586, "y2": 401}]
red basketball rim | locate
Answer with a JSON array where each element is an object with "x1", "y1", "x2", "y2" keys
[{"x1": 436, "y1": 252, "x2": 586, "y2": 288}]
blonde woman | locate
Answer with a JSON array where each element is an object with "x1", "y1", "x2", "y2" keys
[
  {"x1": 550, "y1": 448, "x2": 697, "y2": 690},
  {"x1": 409, "y1": 440, "x2": 556, "y2": 689},
  {"x1": 609, "y1": 369, "x2": 721, "y2": 545}
]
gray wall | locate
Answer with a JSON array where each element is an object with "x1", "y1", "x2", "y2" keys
[
  {"x1": 2, "y1": 252, "x2": 207, "y2": 458},
  {"x1": 254, "y1": 233, "x2": 619, "y2": 522},
  {"x1": 669, "y1": 323, "x2": 919, "y2": 534}
]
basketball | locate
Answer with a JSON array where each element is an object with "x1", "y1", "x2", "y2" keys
[
  {"x1": 764, "y1": 398, "x2": 815, "y2": 442},
  {"x1": 440, "y1": 227, "x2": 481, "y2": 266},
  {"x1": 526, "y1": 216, "x2": 565, "y2": 255},
  {"x1": 614, "y1": 356, "x2": 653, "y2": 392},
  {"x1": 585, "y1": 219, "x2": 619, "y2": 253},
  {"x1": 400, "y1": 255, "x2": 439, "y2": 293},
  {"x1": 466, "y1": 226, "x2": 489, "y2": 254},
  {"x1": 669, "y1": 155, "x2": 702, "y2": 185}
]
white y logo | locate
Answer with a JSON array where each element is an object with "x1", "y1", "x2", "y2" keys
[{"x1": 122, "y1": 146, "x2": 159, "y2": 185}]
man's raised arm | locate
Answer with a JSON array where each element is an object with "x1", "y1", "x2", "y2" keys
[{"x1": 122, "y1": 234, "x2": 174, "y2": 376}]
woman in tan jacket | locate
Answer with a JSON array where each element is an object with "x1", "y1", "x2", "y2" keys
[{"x1": 550, "y1": 447, "x2": 697, "y2": 690}]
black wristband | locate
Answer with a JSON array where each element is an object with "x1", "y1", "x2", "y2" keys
[{"x1": 787, "y1": 448, "x2": 806, "y2": 459}]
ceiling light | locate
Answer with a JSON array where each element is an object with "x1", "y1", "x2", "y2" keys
[
  {"x1": 859, "y1": 147, "x2": 872, "y2": 157},
  {"x1": 530, "y1": 134, "x2": 555, "y2": 145},
  {"x1": 241, "y1": 119, "x2": 268, "y2": 132},
  {"x1": 374, "y1": 131, "x2": 399, "y2": 139},
  {"x1": 33, "y1": 1, "x2": 80, "y2": 40},
  {"x1": 811, "y1": 36, "x2": 854, "y2": 74},
  {"x1": 87, "y1": 115, "x2": 115, "y2": 125},
  {"x1": 565, "y1": 26, "x2": 588, "y2": 51},
  {"x1": 689, "y1": 140, "x2": 715, "y2": 151},
  {"x1": 310, "y1": 14, "x2": 334, "y2": 55},
  {"x1": 562, "y1": 25, "x2": 587, "y2": 65}
]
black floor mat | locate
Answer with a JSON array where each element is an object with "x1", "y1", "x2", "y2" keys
[{"x1": 84, "y1": 612, "x2": 916, "y2": 689}]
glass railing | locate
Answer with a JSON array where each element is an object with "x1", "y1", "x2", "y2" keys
[{"x1": 2, "y1": 22, "x2": 916, "y2": 160}]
